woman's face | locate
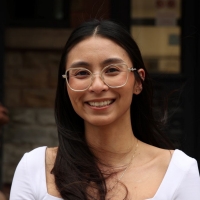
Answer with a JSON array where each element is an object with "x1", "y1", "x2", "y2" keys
[{"x1": 65, "y1": 36, "x2": 144, "y2": 127}]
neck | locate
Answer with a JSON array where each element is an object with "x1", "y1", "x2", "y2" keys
[{"x1": 84, "y1": 119, "x2": 138, "y2": 167}]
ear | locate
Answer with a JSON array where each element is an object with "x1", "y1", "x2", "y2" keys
[{"x1": 133, "y1": 69, "x2": 145, "y2": 95}]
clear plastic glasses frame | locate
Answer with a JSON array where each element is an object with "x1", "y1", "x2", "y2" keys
[{"x1": 62, "y1": 63, "x2": 136, "y2": 92}]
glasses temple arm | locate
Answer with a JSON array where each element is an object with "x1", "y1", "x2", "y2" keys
[
  {"x1": 130, "y1": 68, "x2": 137, "y2": 72},
  {"x1": 62, "y1": 74, "x2": 67, "y2": 78}
]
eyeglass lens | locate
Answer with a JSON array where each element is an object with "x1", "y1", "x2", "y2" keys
[{"x1": 66, "y1": 64, "x2": 129, "y2": 91}]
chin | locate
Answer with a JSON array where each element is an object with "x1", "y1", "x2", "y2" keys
[{"x1": 85, "y1": 116, "x2": 115, "y2": 127}]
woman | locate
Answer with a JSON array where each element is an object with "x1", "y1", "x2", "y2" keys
[{"x1": 10, "y1": 19, "x2": 200, "y2": 200}]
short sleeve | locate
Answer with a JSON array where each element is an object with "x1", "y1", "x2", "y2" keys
[
  {"x1": 173, "y1": 159, "x2": 200, "y2": 199},
  {"x1": 9, "y1": 153, "x2": 35, "y2": 200}
]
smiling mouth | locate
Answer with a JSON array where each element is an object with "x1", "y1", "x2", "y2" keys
[{"x1": 87, "y1": 100, "x2": 114, "y2": 107}]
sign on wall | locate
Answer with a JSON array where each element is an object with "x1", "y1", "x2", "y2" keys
[{"x1": 156, "y1": 0, "x2": 177, "y2": 26}]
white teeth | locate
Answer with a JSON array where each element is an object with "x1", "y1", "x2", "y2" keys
[{"x1": 88, "y1": 100, "x2": 113, "y2": 107}]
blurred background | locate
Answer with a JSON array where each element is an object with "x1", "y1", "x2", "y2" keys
[{"x1": 0, "y1": 0, "x2": 200, "y2": 199}]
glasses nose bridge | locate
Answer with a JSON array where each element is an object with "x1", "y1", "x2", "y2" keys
[
  {"x1": 92, "y1": 71, "x2": 101, "y2": 76},
  {"x1": 91, "y1": 70, "x2": 104, "y2": 83}
]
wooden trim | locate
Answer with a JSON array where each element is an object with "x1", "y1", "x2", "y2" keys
[{"x1": 5, "y1": 28, "x2": 73, "y2": 50}]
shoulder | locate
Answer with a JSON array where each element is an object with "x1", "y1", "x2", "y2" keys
[
  {"x1": 25, "y1": 146, "x2": 47, "y2": 157},
  {"x1": 138, "y1": 142, "x2": 174, "y2": 169},
  {"x1": 140, "y1": 145, "x2": 200, "y2": 199},
  {"x1": 169, "y1": 149, "x2": 200, "y2": 185},
  {"x1": 166, "y1": 149, "x2": 200, "y2": 189},
  {"x1": 18, "y1": 146, "x2": 58, "y2": 174},
  {"x1": 170, "y1": 150, "x2": 200, "y2": 199},
  {"x1": 14, "y1": 146, "x2": 48, "y2": 175},
  {"x1": 10, "y1": 146, "x2": 48, "y2": 199},
  {"x1": 22, "y1": 146, "x2": 47, "y2": 166},
  {"x1": 164, "y1": 149, "x2": 199, "y2": 184},
  {"x1": 171, "y1": 149, "x2": 198, "y2": 172},
  {"x1": 149, "y1": 148, "x2": 199, "y2": 175},
  {"x1": 137, "y1": 142, "x2": 198, "y2": 177}
]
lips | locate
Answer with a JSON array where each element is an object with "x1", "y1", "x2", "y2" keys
[{"x1": 87, "y1": 100, "x2": 114, "y2": 107}]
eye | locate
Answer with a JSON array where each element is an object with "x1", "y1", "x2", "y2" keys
[
  {"x1": 75, "y1": 70, "x2": 90, "y2": 76},
  {"x1": 69, "y1": 69, "x2": 91, "y2": 79},
  {"x1": 104, "y1": 65, "x2": 122, "y2": 76}
]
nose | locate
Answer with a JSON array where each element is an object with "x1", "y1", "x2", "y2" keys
[{"x1": 88, "y1": 74, "x2": 108, "y2": 93}]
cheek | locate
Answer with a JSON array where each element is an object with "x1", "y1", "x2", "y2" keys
[
  {"x1": 67, "y1": 88, "x2": 84, "y2": 112},
  {"x1": 118, "y1": 82, "x2": 134, "y2": 104},
  {"x1": 127, "y1": 75, "x2": 136, "y2": 94},
  {"x1": 67, "y1": 88, "x2": 77, "y2": 106},
  {"x1": 123, "y1": 78, "x2": 135, "y2": 104}
]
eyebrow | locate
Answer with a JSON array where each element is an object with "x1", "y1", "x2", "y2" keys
[
  {"x1": 101, "y1": 58, "x2": 125, "y2": 65},
  {"x1": 69, "y1": 61, "x2": 90, "y2": 68},
  {"x1": 69, "y1": 57, "x2": 125, "y2": 68}
]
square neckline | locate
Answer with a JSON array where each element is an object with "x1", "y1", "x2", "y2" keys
[{"x1": 43, "y1": 147, "x2": 178, "y2": 200}]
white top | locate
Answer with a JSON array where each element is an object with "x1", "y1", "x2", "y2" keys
[{"x1": 10, "y1": 146, "x2": 200, "y2": 200}]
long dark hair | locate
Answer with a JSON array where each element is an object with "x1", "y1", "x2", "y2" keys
[{"x1": 52, "y1": 19, "x2": 174, "y2": 200}]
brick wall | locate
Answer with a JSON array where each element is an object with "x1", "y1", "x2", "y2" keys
[{"x1": 3, "y1": 28, "x2": 72, "y2": 184}]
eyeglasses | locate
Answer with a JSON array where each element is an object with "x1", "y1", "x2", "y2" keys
[{"x1": 62, "y1": 63, "x2": 136, "y2": 92}]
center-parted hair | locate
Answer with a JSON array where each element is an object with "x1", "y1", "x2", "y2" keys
[{"x1": 52, "y1": 19, "x2": 173, "y2": 200}]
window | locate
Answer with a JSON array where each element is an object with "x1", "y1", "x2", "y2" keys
[{"x1": 131, "y1": 0, "x2": 181, "y2": 74}]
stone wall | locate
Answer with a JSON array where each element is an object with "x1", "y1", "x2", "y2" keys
[{"x1": 3, "y1": 28, "x2": 72, "y2": 183}]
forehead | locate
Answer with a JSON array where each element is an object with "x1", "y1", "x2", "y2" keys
[{"x1": 66, "y1": 36, "x2": 132, "y2": 67}]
